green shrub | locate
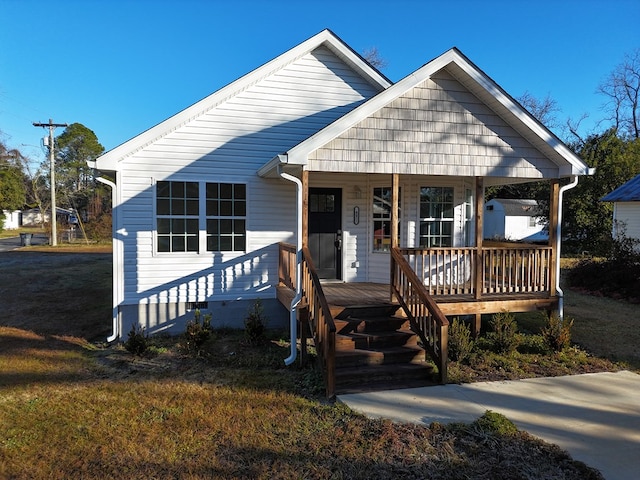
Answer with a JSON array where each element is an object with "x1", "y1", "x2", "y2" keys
[
  {"x1": 473, "y1": 410, "x2": 518, "y2": 436},
  {"x1": 448, "y1": 317, "x2": 474, "y2": 363},
  {"x1": 245, "y1": 299, "x2": 267, "y2": 346},
  {"x1": 516, "y1": 333, "x2": 550, "y2": 355},
  {"x1": 124, "y1": 324, "x2": 148, "y2": 356},
  {"x1": 541, "y1": 313, "x2": 573, "y2": 352},
  {"x1": 487, "y1": 311, "x2": 519, "y2": 354},
  {"x1": 184, "y1": 309, "x2": 213, "y2": 355}
]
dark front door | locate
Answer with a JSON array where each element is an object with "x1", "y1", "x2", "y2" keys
[{"x1": 308, "y1": 188, "x2": 342, "y2": 280}]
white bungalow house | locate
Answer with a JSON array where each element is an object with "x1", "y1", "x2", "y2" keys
[
  {"x1": 602, "y1": 173, "x2": 640, "y2": 246},
  {"x1": 483, "y1": 198, "x2": 547, "y2": 242},
  {"x1": 91, "y1": 30, "x2": 591, "y2": 393}
]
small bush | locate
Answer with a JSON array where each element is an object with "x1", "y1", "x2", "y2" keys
[
  {"x1": 541, "y1": 313, "x2": 574, "y2": 352},
  {"x1": 517, "y1": 333, "x2": 550, "y2": 355},
  {"x1": 487, "y1": 311, "x2": 519, "y2": 354},
  {"x1": 184, "y1": 309, "x2": 213, "y2": 355},
  {"x1": 448, "y1": 317, "x2": 474, "y2": 363},
  {"x1": 83, "y1": 213, "x2": 112, "y2": 242},
  {"x1": 124, "y1": 324, "x2": 148, "y2": 356},
  {"x1": 245, "y1": 299, "x2": 267, "y2": 346},
  {"x1": 473, "y1": 410, "x2": 519, "y2": 436}
]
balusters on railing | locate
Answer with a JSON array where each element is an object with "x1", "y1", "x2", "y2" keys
[
  {"x1": 390, "y1": 247, "x2": 448, "y2": 384},
  {"x1": 278, "y1": 243, "x2": 297, "y2": 290},
  {"x1": 399, "y1": 245, "x2": 552, "y2": 297}
]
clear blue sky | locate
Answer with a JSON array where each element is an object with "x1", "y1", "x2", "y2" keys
[{"x1": 1, "y1": 0, "x2": 638, "y2": 161}]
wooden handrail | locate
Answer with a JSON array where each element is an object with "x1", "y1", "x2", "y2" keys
[
  {"x1": 278, "y1": 242, "x2": 296, "y2": 290},
  {"x1": 390, "y1": 246, "x2": 449, "y2": 384},
  {"x1": 279, "y1": 242, "x2": 336, "y2": 398},
  {"x1": 300, "y1": 245, "x2": 336, "y2": 399}
]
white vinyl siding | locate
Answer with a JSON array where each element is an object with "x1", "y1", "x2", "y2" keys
[
  {"x1": 116, "y1": 47, "x2": 380, "y2": 305},
  {"x1": 613, "y1": 203, "x2": 640, "y2": 244}
]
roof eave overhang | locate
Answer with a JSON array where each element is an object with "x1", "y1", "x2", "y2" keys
[{"x1": 257, "y1": 154, "x2": 305, "y2": 178}]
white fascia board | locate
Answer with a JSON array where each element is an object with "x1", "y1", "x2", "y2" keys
[
  {"x1": 446, "y1": 50, "x2": 590, "y2": 177},
  {"x1": 95, "y1": 29, "x2": 390, "y2": 172},
  {"x1": 257, "y1": 154, "x2": 288, "y2": 178}
]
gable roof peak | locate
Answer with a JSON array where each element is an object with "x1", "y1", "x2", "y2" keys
[{"x1": 93, "y1": 29, "x2": 391, "y2": 170}]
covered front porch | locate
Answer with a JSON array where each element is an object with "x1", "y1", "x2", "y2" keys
[
  {"x1": 257, "y1": 50, "x2": 590, "y2": 397},
  {"x1": 277, "y1": 228, "x2": 560, "y2": 397}
]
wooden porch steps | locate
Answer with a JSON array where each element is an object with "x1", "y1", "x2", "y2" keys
[{"x1": 332, "y1": 304, "x2": 437, "y2": 394}]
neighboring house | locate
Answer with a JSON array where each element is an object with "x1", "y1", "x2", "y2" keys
[
  {"x1": 22, "y1": 207, "x2": 77, "y2": 226},
  {"x1": 602, "y1": 173, "x2": 640, "y2": 245},
  {"x1": 484, "y1": 199, "x2": 547, "y2": 242},
  {"x1": 90, "y1": 29, "x2": 590, "y2": 352},
  {"x1": 1, "y1": 210, "x2": 22, "y2": 230}
]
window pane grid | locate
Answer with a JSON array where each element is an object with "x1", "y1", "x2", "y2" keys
[
  {"x1": 156, "y1": 181, "x2": 199, "y2": 252},
  {"x1": 419, "y1": 186, "x2": 454, "y2": 248},
  {"x1": 206, "y1": 183, "x2": 246, "y2": 252},
  {"x1": 372, "y1": 187, "x2": 401, "y2": 252}
]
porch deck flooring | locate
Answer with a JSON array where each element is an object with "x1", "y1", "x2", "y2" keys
[
  {"x1": 319, "y1": 281, "x2": 554, "y2": 312},
  {"x1": 320, "y1": 282, "x2": 395, "y2": 307}
]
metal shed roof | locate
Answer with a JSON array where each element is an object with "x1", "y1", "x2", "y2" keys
[{"x1": 602, "y1": 174, "x2": 640, "y2": 202}]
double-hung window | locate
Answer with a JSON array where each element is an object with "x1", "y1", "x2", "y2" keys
[
  {"x1": 419, "y1": 186, "x2": 454, "y2": 247},
  {"x1": 156, "y1": 181, "x2": 199, "y2": 252},
  {"x1": 206, "y1": 183, "x2": 246, "y2": 252},
  {"x1": 156, "y1": 180, "x2": 246, "y2": 253}
]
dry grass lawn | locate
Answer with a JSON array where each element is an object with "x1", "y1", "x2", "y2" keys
[{"x1": 1, "y1": 249, "x2": 632, "y2": 479}]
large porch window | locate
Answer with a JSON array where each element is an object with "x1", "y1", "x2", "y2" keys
[
  {"x1": 419, "y1": 186, "x2": 454, "y2": 247},
  {"x1": 372, "y1": 186, "x2": 401, "y2": 252}
]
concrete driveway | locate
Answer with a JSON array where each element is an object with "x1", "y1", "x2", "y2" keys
[{"x1": 339, "y1": 371, "x2": 640, "y2": 480}]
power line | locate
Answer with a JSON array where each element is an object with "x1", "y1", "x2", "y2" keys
[{"x1": 32, "y1": 119, "x2": 68, "y2": 246}]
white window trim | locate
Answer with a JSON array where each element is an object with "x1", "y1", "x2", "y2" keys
[{"x1": 152, "y1": 178, "x2": 248, "y2": 256}]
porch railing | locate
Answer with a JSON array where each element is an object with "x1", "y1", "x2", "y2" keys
[
  {"x1": 278, "y1": 242, "x2": 336, "y2": 398},
  {"x1": 278, "y1": 242, "x2": 297, "y2": 290},
  {"x1": 390, "y1": 247, "x2": 449, "y2": 384},
  {"x1": 400, "y1": 244, "x2": 553, "y2": 297}
]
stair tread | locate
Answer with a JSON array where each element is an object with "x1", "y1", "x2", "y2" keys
[
  {"x1": 336, "y1": 344, "x2": 424, "y2": 357},
  {"x1": 336, "y1": 362, "x2": 433, "y2": 375},
  {"x1": 335, "y1": 363, "x2": 438, "y2": 394},
  {"x1": 337, "y1": 330, "x2": 414, "y2": 339}
]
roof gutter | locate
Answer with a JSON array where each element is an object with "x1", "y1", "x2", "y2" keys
[
  {"x1": 95, "y1": 175, "x2": 120, "y2": 342},
  {"x1": 277, "y1": 160, "x2": 302, "y2": 366}
]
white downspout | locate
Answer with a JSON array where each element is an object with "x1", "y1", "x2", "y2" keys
[
  {"x1": 96, "y1": 176, "x2": 120, "y2": 342},
  {"x1": 556, "y1": 175, "x2": 579, "y2": 320},
  {"x1": 277, "y1": 165, "x2": 302, "y2": 366}
]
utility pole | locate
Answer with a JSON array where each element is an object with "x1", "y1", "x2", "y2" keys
[{"x1": 33, "y1": 119, "x2": 68, "y2": 246}]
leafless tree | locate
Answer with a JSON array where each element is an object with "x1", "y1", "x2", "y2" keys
[
  {"x1": 362, "y1": 47, "x2": 387, "y2": 70},
  {"x1": 518, "y1": 91, "x2": 561, "y2": 130},
  {"x1": 598, "y1": 48, "x2": 640, "y2": 139}
]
